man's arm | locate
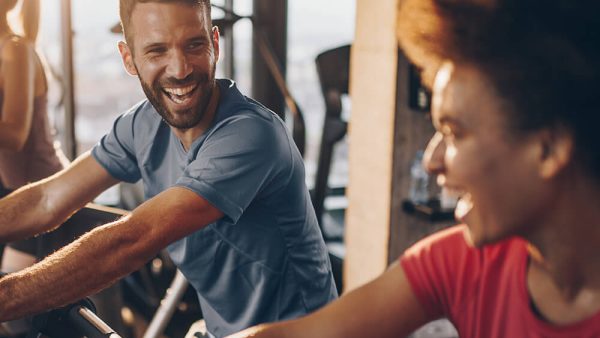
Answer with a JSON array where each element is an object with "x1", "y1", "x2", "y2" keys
[
  {"x1": 0, "y1": 185, "x2": 223, "y2": 321},
  {"x1": 0, "y1": 152, "x2": 119, "y2": 242},
  {"x1": 228, "y1": 262, "x2": 431, "y2": 338}
]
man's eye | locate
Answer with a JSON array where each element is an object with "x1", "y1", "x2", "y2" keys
[
  {"x1": 188, "y1": 42, "x2": 204, "y2": 50},
  {"x1": 147, "y1": 48, "x2": 166, "y2": 55}
]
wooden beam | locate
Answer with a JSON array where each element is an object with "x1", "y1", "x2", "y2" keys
[
  {"x1": 344, "y1": 0, "x2": 399, "y2": 292},
  {"x1": 60, "y1": 0, "x2": 77, "y2": 159}
]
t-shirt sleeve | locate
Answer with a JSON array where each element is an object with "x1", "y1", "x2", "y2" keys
[
  {"x1": 175, "y1": 114, "x2": 288, "y2": 224},
  {"x1": 399, "y1": 225, "x2": 478, "y2": 319},
  {"x1": 91, "y1": 105, "x2": 142, "y2": 183}
]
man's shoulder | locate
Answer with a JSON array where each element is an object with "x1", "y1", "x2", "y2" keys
[
  {"x1": 216, "y1": 79, "x2": 278, "y2": 123},
  {"x1": 212, "y1": 105, "x2": 282, "y2": 143},
  {"x1": 122, "y1": 99, "x2": 156, "y2": 118},
  {"x1": 116, "y1": 99, "x2": 161, "y2": 129},
  {"x1": 105, "y1": 99, "x2": 165, "y2": 151}
]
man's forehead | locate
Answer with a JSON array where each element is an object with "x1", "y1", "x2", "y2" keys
[
  {"x1": 129, "y1": 2, "x2": 211, "y2": 42},
  {"x1": 130, "y1": 1, "x2": 209, "y2": 27}
]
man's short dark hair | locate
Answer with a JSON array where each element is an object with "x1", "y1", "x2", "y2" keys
[
  {"x1": 397, "y1": 0, "x2": 600, "y2": 179},
  {"x1": 119, "y1": 0, "x2": 212, "y2": 45}
]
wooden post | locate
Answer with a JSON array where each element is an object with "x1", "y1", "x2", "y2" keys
[
  {"x1": 346, "y1": 0, "x2": 454, "y2": 292},
  {"x1": 344, "y1": 0, "x2": 400, "y2": 291},
  {"x1": 60, "y1": 0, "x2": 77, "y2": 159}
]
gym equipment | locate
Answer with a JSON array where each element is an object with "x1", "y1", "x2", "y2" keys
[{"x1": 28, "y1": 298, "x2": 122, "y2": 338}]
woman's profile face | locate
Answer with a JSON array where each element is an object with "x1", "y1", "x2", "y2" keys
[{"x1": 423, "y1": 62, "x2": 550, "y2": 247}]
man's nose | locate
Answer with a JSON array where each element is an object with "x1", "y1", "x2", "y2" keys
[
  {"x1": 423, "y1": 132, "x2": 446, "y2": 175},
  {"x1": 165, "y1": 50, "x2": 193, "y2": 80}
]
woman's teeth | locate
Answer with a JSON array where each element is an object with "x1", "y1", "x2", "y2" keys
[
  {"x1": 454, "y1": 192, "x2": 473, "y2": 221},
  {"x1": 443, "y1": 187, "x2": 465, "y2": 199}
]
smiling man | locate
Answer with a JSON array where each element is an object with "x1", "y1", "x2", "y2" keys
[{"x1": 0, "y1": 1, "x2": 337, "y2": 337}]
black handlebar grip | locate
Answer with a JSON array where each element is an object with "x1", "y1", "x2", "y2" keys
[
  {"x1": 32, "y1": 298, "x2": 120, "y2": 338},
  {"x1": 66, "y1": 303, "x2": 121, "y2": 338},
  {"x1": 31, "y1": 299, "x2": 93, "y2": 338}
]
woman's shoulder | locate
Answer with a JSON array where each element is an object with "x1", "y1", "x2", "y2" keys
[
  {"x1": 403, "y1": 225, "x2": 528, "y2": 264},
  {"x1": 1, "y1": 35, "x2": 34, "y2": 59}
]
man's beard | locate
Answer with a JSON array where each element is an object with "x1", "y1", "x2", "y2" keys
[{"x1": 137, "y1": 65, "x2": 216, "y2": 130}]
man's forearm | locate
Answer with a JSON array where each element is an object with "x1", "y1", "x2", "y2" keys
[
  {"x1": 0, "y1": 215, "x2": 151, "y2": 321},
  {"x1": 0, "y1": 182, "x2": 62, "y2": 243}
]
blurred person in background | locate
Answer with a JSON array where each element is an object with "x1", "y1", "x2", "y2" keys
[
  {"x1": 0, "y1": 0, "x2": 69, "y2": 334},
  {"x1": 0, "y1": 0, "x2": 70, "y2": 270},
  {"x1": 228, "y1": 0, "x2": 600, "y2": 337},
  {"x1": 0, "y1": 0, "x2": 66, "y2": 196}
]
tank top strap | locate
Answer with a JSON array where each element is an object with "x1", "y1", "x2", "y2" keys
[
  {"x1": 0, "y1": 34, "x2": 23, "y2": 68},
  {"x1": 0, "y1": 34, "x2": 22, "y2": 49}
]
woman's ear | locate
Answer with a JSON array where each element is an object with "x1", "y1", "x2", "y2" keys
[
  {"x1": 118, "y1": 41, "x2": 138, "y2": 76},
  {"x1": 538, "y1": 127, "x2": 574, "y2": 179}
]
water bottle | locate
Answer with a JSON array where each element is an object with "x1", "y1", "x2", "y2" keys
[{"x1": 409, "y1": 150, "x2": 429, "y2": 204}]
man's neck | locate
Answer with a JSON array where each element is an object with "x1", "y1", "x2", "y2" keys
[{"x1": 173, "y1": 84, "x2": 221, "y2": 151}]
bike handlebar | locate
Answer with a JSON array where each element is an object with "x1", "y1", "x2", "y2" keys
[
  {"x1": 65, "y1": 302, "x2": 122, "y2": 338},
  {"x1": 31, "y1": 298, "x2": 122, "y2": 338}
]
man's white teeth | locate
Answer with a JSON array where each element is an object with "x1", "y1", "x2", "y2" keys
[{"x1": 164, "y1": 84, "x2": 196, "y2": 96}]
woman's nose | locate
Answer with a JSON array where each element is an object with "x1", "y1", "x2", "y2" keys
[{"x1": 423, "y1": 132, "x2": 446, "y2": 175}]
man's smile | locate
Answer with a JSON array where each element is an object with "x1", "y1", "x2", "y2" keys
[{"x1": 162, "y1": 84, "x2": 199, "y2": 105}]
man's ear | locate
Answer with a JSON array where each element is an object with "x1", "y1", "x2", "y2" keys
[
  {"x1": 212, "y1": 26, "x2": 220, "y2": 62},
  {"x1": 118, "y1": 41, "x2": 138, "y2": 76},
  {"x1": 537, "y1": 127, "x2": 574, "y2": 179}
]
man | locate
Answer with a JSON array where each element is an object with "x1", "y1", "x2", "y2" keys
[
  {"x1": 0, "y1": 1, "x2": 337, "y2": 337},
  {"x1": 228, "y1": 0, "x2": 600, "y2": 337}
]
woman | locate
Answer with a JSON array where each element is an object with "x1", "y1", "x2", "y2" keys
[
  {"x1": 0, "y1": 0, "x2": 67, "y2": 296},
  {"x1": 0, "y1": 0, "x2": 65, "y2": 193},
  {"x1": 0, "y1": 0, "x2": 67, "y2": 334},
  {"x1": 228, "y1": 0, "x2": 600, "y2": 337}
]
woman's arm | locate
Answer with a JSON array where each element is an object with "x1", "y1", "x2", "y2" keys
[
  {"x1": 228, "y1": 262, "x2": 432, "y2": 338},
  {"x1": 0, "y1": 37, "x2": 36, "y2": 151},
  {"x1": 20, "y1": 0, "x2": 41, "y2": 43}
]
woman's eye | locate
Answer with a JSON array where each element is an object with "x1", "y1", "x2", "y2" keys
[{"x1": 441, "y1": 125, "x2": 454, "y2": 138}]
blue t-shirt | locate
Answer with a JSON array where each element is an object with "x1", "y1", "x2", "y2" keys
[{"x1": 92, "y1": 79, "x2": 337, "y2": 337}]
